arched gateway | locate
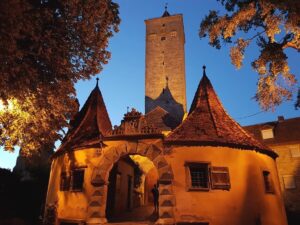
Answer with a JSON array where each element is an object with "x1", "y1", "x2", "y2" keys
[
  {"x1": 87, "y1": 142, "x2": 175, "y2": 224},
  {"x1": 44, "y1": 10, "x2": 287, "y2": 224}
]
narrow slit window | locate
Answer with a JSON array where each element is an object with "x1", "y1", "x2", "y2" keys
[
  {"x1": 263, "y1": 171, "x2": 274, "y2": 193},
  {"x1": 60, "y1": 172, "x2": 70, "y2": 191},
  {"x1": 71, "y1": 169, "x2": 85, "y2": 191}
]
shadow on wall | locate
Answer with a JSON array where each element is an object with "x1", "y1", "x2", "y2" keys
[{"x1": 145, "y1": 85, "x2": 184, "y2": 125}]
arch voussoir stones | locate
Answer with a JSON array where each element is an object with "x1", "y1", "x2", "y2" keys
[
  {"x1": 126, "y1": 142, "x2": 138, "y2": 154},
  {"x1": 136, "y1": 142, "x2": 150, "y2": 155},
  {"x1": 88, "y1": 143, "x2": 176, "y2": 224},
  {"x1": 146, "y1": 144, "x2": 162, "y2": 160}
]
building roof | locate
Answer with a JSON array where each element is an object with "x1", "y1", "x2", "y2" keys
[
  {"x1": 56, "y1": 81, "x2": 112, "y2": 152},
  {"x1": 165, "y1": 67, "x2": 277, "y2": 158},
  {"x1": 145, "y1": 106, "x2": 179, "y2": 131},
  {"x1": 244, "y1": 116, "x2": 300, "y2": 145}
]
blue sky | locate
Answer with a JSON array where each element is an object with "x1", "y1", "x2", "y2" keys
[{"x1": 1, "y1": 0, "x2": 299, "y2": 170}]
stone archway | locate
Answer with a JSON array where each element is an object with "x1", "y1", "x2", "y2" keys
[{"x1": 87, "y1": 141, "x2": 175, "y2": 225}]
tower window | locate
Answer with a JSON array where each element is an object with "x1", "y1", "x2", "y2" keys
[
  {"x1": 170, "y1": 31, "x2": 177, "y2": 37},
  {"x1": 162, "y1": 24, "x2": 165, "y2": 27},
  {"x1": 161, "y1": 36, "x2": 166, "y2": 41}
]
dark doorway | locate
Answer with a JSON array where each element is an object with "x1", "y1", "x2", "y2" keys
[
  {"x1": 127, "y1": 175, "x2": 132, "y2": 210},
  {"x1": 105, "y1": 155, "x2": 159, "y2": 223}
]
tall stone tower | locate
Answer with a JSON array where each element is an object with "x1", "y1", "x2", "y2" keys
[{"x1": 145, "y1": 8, "x2": 187, "y2": 123}]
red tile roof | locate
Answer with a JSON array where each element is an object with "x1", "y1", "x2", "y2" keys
[
  {"x1": 145, "y1": 106, "x2": 179, "y2": 131},
  {"x1": 56, "y1": 83, "x2": 112, "y2": 153},
  {"x1": 165, "y1": 70, "x2": 277, "y2": 158}
]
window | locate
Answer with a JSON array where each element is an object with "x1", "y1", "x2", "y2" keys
[
  {"x1": 290, "y1": 145, "x2": 300, "y2": 157},
  {"x1": 60, "y1": 172, "x2": 70, "y2": 191},
  {"x1": 189, "y1": 163, "x2": 209, "y2": 189},
  {"x1": 170, "y1": 31, "x2": 177, "y2": 37},
  {"x1": 263, "y1": 171, "x2": 274, "y2": 193},
  {"x1": 60, "y1": 168, "x2": 85, "y2": 192},
  {"x1": 283, "y1": 175, "x2": 296, "y2": 189},
  {"x1": 161, "y1": 36, "x2": 166, "y2": 41},
  {"x1": 261, "y1": 129, "x2": 274, "y2": 139},
  {"x1": 71, "y1": 169, "x2": 84, "y2": 191},
  {"x1": 185, "y1": 162, "x2": 230, "y2": 191}
]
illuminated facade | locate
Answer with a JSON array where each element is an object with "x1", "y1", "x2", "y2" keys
[
  {"x1": 45, "y1": 9, "x2": 288, "y2": 225},
  {"x1": 244, "y1": 117, "x2": 300, "y2": 221}
]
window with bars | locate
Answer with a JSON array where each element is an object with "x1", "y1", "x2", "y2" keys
[
  {"x1": 185, "y1": 162, "x2": 230, "y2": 191},
  {"x1": 189, "y1": 164, "x2": 209, "y2": 189},
  {"x1": 60, "y1": 168, "x2": 85, "y2": 192}
]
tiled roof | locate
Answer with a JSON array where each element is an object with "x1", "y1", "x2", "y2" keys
[
  {"x1": 244, "y1": 117, "x2": 300, "y2": 145},
  {"x1": 145, "y1": 106, "x2": 179, "y2": 131},
  {"x1": 165, "y1": 70, "x2": 277, "y2": 158},
  {"x1": 56, "y1": 83, "x2": 112, "y2": 152}
]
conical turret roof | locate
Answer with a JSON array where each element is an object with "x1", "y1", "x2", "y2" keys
[
  {"x1": 56, "y1": 80, "x2": 112, "y2": 153},
  {"x1": 165, "y1": 67, "x2": 277, "y2": 158}
]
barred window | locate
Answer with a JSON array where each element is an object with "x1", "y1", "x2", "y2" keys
[
  {"x1": 60, "y1": 168, "x2": 85, "y2": 192},
  {"x1": 185, "y1": 162, "x2": 231, "y2": 191},
  {"x1": 185, "y1": 162, "x2": 210, "y2": 190}
]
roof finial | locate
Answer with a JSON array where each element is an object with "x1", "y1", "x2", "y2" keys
[
  {"x1": 162, "y1": 3, "x2": 170, "y2": 17},
  {"x1": 203, "y1": 65, "x2": 207, "y2": 77},
  {"x1": 96, "y1": 77, "x2": 99, "y2": 87}
]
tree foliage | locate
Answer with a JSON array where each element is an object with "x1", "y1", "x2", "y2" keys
[
  {"x1": 0, "y1": 0, "x2": 120, "y2": 154},
  {"x1": 199, "y1": 0, "x2": 300, "y2": 110}
]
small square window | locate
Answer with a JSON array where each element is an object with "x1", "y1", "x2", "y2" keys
[
  {"x1": 170, "y1": 31, "x2": 177, "y2": 37},
  {"x1": 161, "y1": 36, "x2": 166, "y2": 41},
  {"x1": 185, "y1": 162, "x2": 209, "y2": 190},
  {"x1": 261, "y1": 129, "x2": 274, "y2": 139},
  {"x1": 72, "y1": 169, "x2": 84, "y2": 191},
  {"x1": 283, "y1": 175, "x2": 296, "y2": 189},
  {"x1": 290, "y1": 145, "x2": 300, "y2": 158},
  {"x1": 263, "y1": 171, "x2": 274, "y2": 193}
]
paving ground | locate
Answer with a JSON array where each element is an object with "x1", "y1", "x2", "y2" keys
[{"x1": 108, "y1": 205, "x2": 158, "y2": 225}]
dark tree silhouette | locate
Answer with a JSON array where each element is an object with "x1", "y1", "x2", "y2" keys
[{"x1": 0, "y1": 0, "x2": 120, "y2": 154}]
